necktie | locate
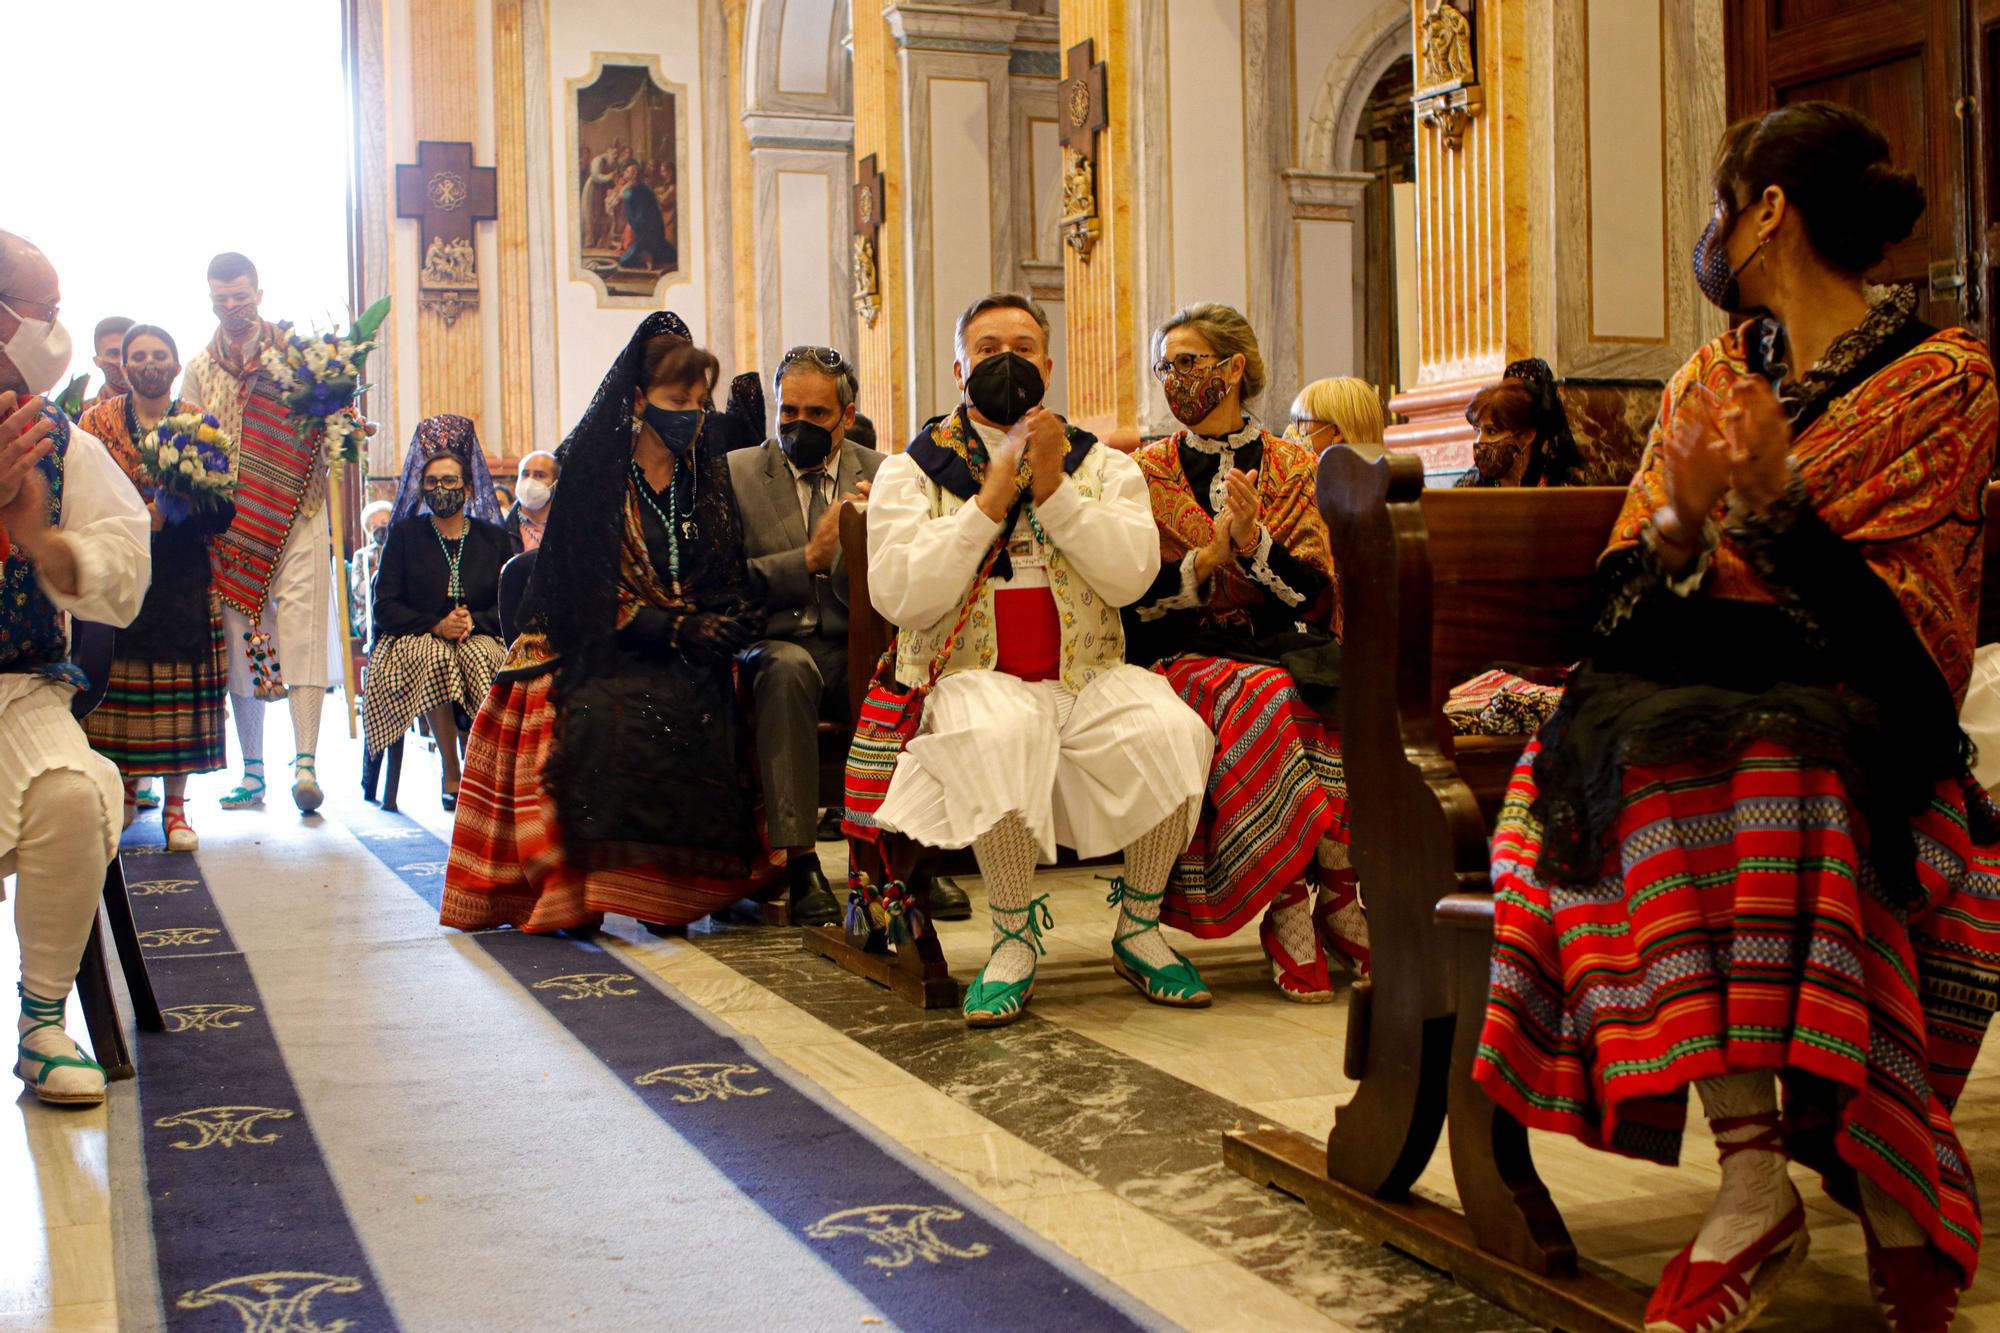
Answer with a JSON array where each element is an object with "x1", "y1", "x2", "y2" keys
[{"x1": 803, "y1": 474, "x2": 828, "y2": 633}]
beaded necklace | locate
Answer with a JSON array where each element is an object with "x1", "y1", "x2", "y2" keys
[
  {"x1": 431, "y1": 518, "x2": 468, "y2": 601},
  {"x1": 630, "y1": 461, "x2": 691, "y2": 590}
]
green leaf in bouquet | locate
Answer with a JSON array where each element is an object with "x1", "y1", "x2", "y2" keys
[
  {"x1": 55, "y1": 374, "x2": 90, "y2": 421},
  {"x1": 352, "y1": 296, "x2": 392, "y2": 344}
]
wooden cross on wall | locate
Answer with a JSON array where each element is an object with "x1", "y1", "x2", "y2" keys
[
  {"x1": 852, "y1": 153, "x2": 886, "y2": 327},
  {"x1": 1057, "y1": 40, "x2": 1108, "y2": 261},
  {"x1": 396, "y1": 140, "x2": 498, "y2": 328}
]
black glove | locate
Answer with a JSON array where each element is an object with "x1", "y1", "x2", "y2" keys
[{"x1": 677, "y1": 611, "x2": 756, "y2": 666}]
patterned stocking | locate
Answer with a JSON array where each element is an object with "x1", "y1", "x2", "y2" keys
[
  {"x1": 231, "y1": 692, "x2": 264, "y2": 766},
  {"x1": 1113, "y1": 798, "x2": 1198, "y2": 971},
  {"x1": 289, "y1": 686, "x2": 323, "y2": 763},
  {"x1": 1858, "y1": 1176, "x2": 1929, "y2": 1249},
  {"x1": 1267, "y1": 880, "x2": 1317, "y2": 961},
  {"x1": 971, "y1": 812, "x2": 1043, "y2": 985},
  {"x1": 1690, "y1": 1073, "x2": 1796, "y2": 1264}
]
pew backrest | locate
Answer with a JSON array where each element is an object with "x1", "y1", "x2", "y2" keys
[{"x1": 840, "y1": 500, "x2": 893, "y2": 722}]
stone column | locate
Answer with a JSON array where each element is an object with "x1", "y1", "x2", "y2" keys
[
  {"x1": 849, "y1": 0, "x2": 911, "y2": 441},
  {"x1": 410, "y1": 0, "x2": 486, "y2": 430},
  {"x1": 492, "y1": 0, "x2": 560, "y2": 461},
  {"x1": 1056, "y1": 0, "x2": 1139, "y2": 436}
]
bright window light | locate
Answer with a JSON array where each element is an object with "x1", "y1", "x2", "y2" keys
[{"x1": 10, "y1": 0, "x2": 351, "y2": 396}]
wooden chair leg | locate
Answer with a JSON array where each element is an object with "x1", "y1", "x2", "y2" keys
[
  {"x1": 381, "y1": 738, "x2": 405, "y2": 813},
  {"x1": 1445, "y1": 924, "x2": 1576, "y2": 1275},
  {"x1": 74, "y1": 913, "x2": 134, "y2": 1082},
  {"x1": 101, "y1": 856, "x2": 163, "y2": 1033},
  {"x1": 361, "y1": 745, "x2": 383, "y2": 801}
]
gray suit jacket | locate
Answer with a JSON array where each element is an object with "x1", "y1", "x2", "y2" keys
[{"x1": 729, "y1": 437, "x2": 885, "y2": 641}]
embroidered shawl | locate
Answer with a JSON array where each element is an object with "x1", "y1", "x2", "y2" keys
[
  {"x1": 1606, "y1": 296, "x2": 1998, "y2": 697},
  {"x1": 1133, "y1": 427, "x2": 1337, "y2": 631}
]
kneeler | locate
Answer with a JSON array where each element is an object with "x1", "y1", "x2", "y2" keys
[
  {"x1": 66, "y1": 620, "x2": 167, "y2": 1081},
  {"x1": 797, "y1": 501, "x2": 959, "y2": 1008}
]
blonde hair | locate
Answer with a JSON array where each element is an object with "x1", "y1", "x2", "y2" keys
[
  {"x1": 1292, "y1": 377, "x2": 1385, "y2": 446},
  {"x1": 1151, "y1": 302, "x2": 1267, "y2": 401}
]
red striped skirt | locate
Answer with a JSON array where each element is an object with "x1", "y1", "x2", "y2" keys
[
  {"x1": 1154, "y1": 655, "x2": 1349, "y2": 938},
  {"x1": 442, "y1": 672, "x2": 783, "y2": 933},
  {"x1": 1474, "y1": 738, "x2": 2000, "y2": 1282},
  {"x1": 82, "y1": 619, "x2": 228, "y2": 775}
]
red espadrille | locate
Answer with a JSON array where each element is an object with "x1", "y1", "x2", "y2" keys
[
  {"x1": 1861, "y1": 1211, "x2": 1961, "y2": 1332},
  {"x1": 1260, "y1": 881, "x2": 1333, "y2": 1003},
  {"x1": 1645, "y1": 1115, "x2": 1808, "y2": 1333}
]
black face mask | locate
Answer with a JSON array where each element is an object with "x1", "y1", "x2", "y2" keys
[
  {"x1": 643, "y1": 403, "x2": 704, "y2": 456},
  {"x1": 964, "y1": 351, "x2": 1044, "y2": 426},
  {"x1": 780, "y1": 419, "x2": 834, "y2": 471},
  {"x1": 423, "y1": 485, "x2": 466, "y2": 518},
  {"x1": 1691, "y1": 213, "x2": 1770, "y2": 313}
]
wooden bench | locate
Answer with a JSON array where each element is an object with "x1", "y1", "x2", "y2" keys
[
  {"x1": 798, "y1": 501, "x2": 961, "y2": 1007},
  {"x1": 1227, "y1": 448, "x2": 2000, "y2": 1332}
]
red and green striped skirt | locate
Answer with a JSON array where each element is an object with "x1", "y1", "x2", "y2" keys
[
  {"x1": 1474, "y1": 737, "x2": 2000, "y2": 1283},
  {"x1": 442, "y1": 671, "x2": 784, "y2": 933},
  {"x1": 1154, "y1": 654, "x2": 1349, "y2": 938},
  {"x1": 82, "y1": 619, "x2": 228, "y2": 776}
]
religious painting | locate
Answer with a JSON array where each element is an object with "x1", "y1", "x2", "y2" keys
[{"x1": 567, "y1": 54, "x2": 688, "y2": 307}]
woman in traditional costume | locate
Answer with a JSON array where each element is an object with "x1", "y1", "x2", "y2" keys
[
  {"x1": 442, "y1": 312, "x2": 777, "y2": 933},
  {"x1": 76, "y1": 326, "x2": 234, "y2": 852},
  {"x1": 362, "y1": 415, "x2": 510, "y2": 811},
  {"x1": 1473, "y1": 102, "x2": 2000, "y2": 1333},
  {"x1": 1127, "y1": 304, "x2": 1360, "y2": 1001},
  {"x1": 1455, "y1": 356, "x2": 1585, "y2": 489}
]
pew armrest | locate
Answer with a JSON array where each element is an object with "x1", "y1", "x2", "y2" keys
[{"x1": 1434, "y1": 892, "x2": 1496, "y2": 931}]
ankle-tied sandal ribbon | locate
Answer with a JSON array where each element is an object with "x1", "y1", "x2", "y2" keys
[
  {"x1": 963, "y1": 894, "x2": 1052, "y2": 1028},
  {"x1": 1644, "y1": 1114, "x2": 1807, "y2": 1333},
  {"x1": 17, "y1": 986, "x2": 105, "y2": 1102},
  {"x1": 1103, "y1": 876, "x2": 1211, "y2": 1008}
]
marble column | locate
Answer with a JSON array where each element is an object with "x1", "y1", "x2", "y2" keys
[
  {"x1": 1386, "y1": 0, "x2": 1534, "y2": 473},
  {"x1": 1056, "y1": 0, "x2": 1138, "y2": 436},
  {"x1": 349, "y1": 0, "x2": 398, "y2": 476},
  {"x1": 492, "y1": 0, "x2": 560, "y2": 461},
  {"x1": 849, "y1": 0, "x2": 910, "y2": 442},
  {"x1": 409, "y1": 0, "x2": 486, "y2": 431}
]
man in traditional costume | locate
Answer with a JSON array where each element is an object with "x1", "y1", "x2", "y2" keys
[
  {"x1": 0, "y1": 232, "x2": 151, "y2": 1107},
  {"x1": 867, "y1": 293, "x2": 1214, "y2": 1027},
  {"x1": 179, "y1": 252, "x2": 334, "y2": 814}
]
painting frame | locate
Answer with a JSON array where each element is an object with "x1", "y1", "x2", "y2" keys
[{"x1": 566, "y1": 52, "x2": 690, "y2": 308}]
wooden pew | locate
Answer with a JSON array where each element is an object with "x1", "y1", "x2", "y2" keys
[
  {"x1": 1228, "y1": 451, "x2": 2000, "y2": 1331},
  {"x1": 1226, "y1": 445, "x2": 1643, "y2": 1332},
  {"x1": 798, "y1": 500, "x2": 961, "y2": 1008}
]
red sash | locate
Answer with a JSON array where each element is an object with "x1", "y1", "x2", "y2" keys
[{"x1": 210, "y1": 378, "x2": 316, "y2": 621}]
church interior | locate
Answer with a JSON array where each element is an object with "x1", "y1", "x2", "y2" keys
[{"x1": 6, "y1": 0, "x2": 2000, "y2": 1330}]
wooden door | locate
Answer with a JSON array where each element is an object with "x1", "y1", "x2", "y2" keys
[
  {"x1": 1728, "y1": 1, "x2": 1974, "y2": 331},
  {"x1": 1972, "y1": 0, "x2": 1999, "y2": 352}
]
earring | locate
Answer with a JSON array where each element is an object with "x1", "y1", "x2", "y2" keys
[{"x1": 631, "y1": 411, "x2": 643, "y2": 439}]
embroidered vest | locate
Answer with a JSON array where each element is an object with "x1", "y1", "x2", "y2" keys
[
  {"x1": 894, "y1": 444, "x2": 1128, "y2": 692},
  {"x1": 0, "y1": 416, "x2": 71, "y2": 676}
]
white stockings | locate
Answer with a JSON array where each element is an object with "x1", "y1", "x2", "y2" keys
[
  {"x1": 972, "y1": 813, "x2": 1041, "y2": 985},
  {"x1": 1690, "y1": 1073, "x2": 1795, "y2": 1264},
  {"x1": 1112, "y1": 798, "x2": 1198, "y2": 971}
]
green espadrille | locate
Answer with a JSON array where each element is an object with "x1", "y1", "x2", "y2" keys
[
  {"x1": 16, "y1": 986, "x2": 105, "y2": 1106},
  {"x1": 963, "y1": 895, "x2": 1053, "y2": 1028},
  {"x1": 1104, "y1": 876, "x2": 1212, "y2": 1008}
]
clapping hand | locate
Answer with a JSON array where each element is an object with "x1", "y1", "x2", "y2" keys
[
  {"x1": 1223, "y1": 468, "x2": 1260, "y2": 552},
  {"x1": 976, "y1": 424, "x2": 1029, "y2": 522},
  {"x1": 1717, "y1": 375, "x2": 1792, "y2": 515},
  {"x1": 0, "y1": 392, "x2": 57, "y2": 516},
  {"x1": 1660, "y1": 384, "x2": 1733, "y2": 545},
  {"x1": 1019, "y1": 407, "x2": 1068, "y2": 503}
]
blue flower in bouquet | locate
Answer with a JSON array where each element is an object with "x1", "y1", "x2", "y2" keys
[
  {"x1": 302, "y1": 381, "x2": 354, "y2": 417},
  {"x1": 154, "y1": 490, "x2": 192, "y2": 524}
]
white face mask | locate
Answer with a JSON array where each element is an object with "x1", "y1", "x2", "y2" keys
[
  {"x1": 515, "y1": 477, "x2": 553, "y2": 511},
  {"x1": 1, "y1": 303, "x2": 73, "y2": 397}
]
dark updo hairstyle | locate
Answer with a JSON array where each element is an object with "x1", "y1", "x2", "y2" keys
[
  {"x1": 1464, "y1": 379, "x2": 1536, "y2": 434},
  {"x1": 1711, "y1": 100, "x2": 1925, "y2": 277},
  {"x1": 638, "y1": 333, "x2": 720, "y2": 396}
]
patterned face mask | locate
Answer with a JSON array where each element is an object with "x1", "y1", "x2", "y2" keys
[{"x1": 1162, "y1": 361, "x2": 1232, "y2": 428}]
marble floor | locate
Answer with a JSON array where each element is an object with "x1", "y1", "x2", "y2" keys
[{"x1": 11, "y1": 719, "x2": 2000, "y2": 1330}]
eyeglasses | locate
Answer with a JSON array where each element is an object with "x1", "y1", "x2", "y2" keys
[
  {"x1": 423, "y1": 478, "x2": 467, "y2": 492},
  {"x1": 1151, "y1": 351, "x2": 1223, "y2": 380},
  {"x1": 0, "y1": 293, "x2": 58, "y2": 323}
]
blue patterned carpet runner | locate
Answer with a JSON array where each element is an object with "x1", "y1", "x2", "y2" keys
[{"x1": 120, "y1": 827, "x2": 400, "y2": 1330}]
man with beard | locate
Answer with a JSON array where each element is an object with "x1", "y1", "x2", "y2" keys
[
  {"x1": 728, "y1": 346, "x2": 893, "y2": 927},
  {"x1": 866, "y1": 293, "x2": 1213, "y2": 1027},
  {"x1": 0, "y1": 230, "x2": 151, "y2": 1106},
  {"x1": 180, "y1": 251, "x2": 334, "y2": 815},
  {"x1": 87, "y1": 316, "x2": 133, "y2": 408}
]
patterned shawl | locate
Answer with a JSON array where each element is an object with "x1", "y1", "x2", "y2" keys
[
  {"x1": 1606, "y1": 287, "x2": 1998, "y2": 697},
  {"x1": 1133, "y1": 427, "x2": 1337, "y2": 630}
]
